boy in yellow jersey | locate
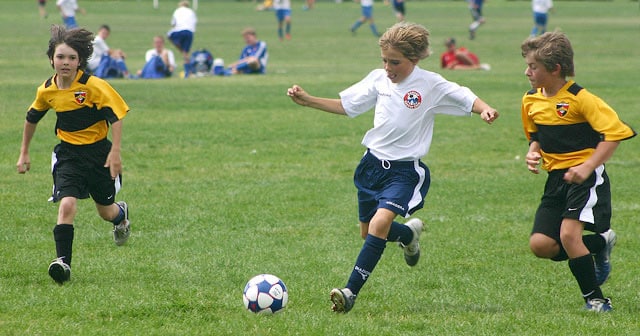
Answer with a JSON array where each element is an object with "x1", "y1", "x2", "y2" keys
[
  {"x1": 520, "y1": 32, "x2": 636, "y2": 312},
  {"x1": 16, "y1": 25, "x2": 131, "y2": 284}
]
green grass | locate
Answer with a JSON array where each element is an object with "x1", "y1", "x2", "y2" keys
[{"x1": 1, "y1": 0, "x2": 640, "y2": 334}]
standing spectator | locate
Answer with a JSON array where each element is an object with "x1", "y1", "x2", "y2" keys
[
  {"x1": 468, "y1": 0, "x2": 485, "y2": 40},
  {"x1": 530, "y1": 0, "x2": 553, "y2": 37},
  {"x1": 521, "y1": 32, "x2": 636, "y2": 312},
  {"x1": 273, "y1": 0, "x2": 292, "y2": 40},
  {"x1": 16, "y1": 25, "x2": 131, "y2": 285},
  {"x1": 391, "y1": 0, "x2": 406, "y2": 22},
  {"x1": 227, "y1": 27, "x2": 269, "y2": 75},
  {"x1": 350, "y1": 0, "x2": 381, "y2": 37},
  {"x1": 287, "y1": 22, "x2": 498, "y2": 313},
  {"x1": 88, "y1": 25, "x2": 130, "y2": 79},
  {"x1": 440, "y1": 37, "x2": 490, "y2": 70},
  {"x1": 56, "y1": 0, "x2": 84, "y2": 29},
  {"x1": 303, "y1": 0, "x2": 315, "y2": 10},
  {"x1": 38, "y1": 0, "x2": 48, "y2": 19},
  {"x1": 138, "y1": 36, "x2": 176, "y2": 79},
  {"x1": 168, "y1": 0, "x2": 197, "y2": 77}
]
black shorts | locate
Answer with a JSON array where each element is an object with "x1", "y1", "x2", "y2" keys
[
  {"x1": 531, "y1": 165, "x2": 611, "y2": 242},
  {"x1": 50, "y1": 139, "x2": 121, "y2": 206}
]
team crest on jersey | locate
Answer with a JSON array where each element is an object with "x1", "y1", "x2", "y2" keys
[
  {"x1": 74, "y1": 91, "x2": 87, "y2": 104},
  {"x1": 404, "y1": 90, "x2": 422, "y2": 109},
  {"x1": 556, "y1": 102, "x2": 569, "y2": 117}
]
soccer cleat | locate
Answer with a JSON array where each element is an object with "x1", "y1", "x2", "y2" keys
[
  {"x1": 48, "y1": 257, "x2": 71, "y2": 284},
  {"x1": 585, "y1": 298, "x2": 613, "y2": 312},
  {"x1": 113, "y1": 201, "x2": 130, "y2": 246},
  {"x1": 330, "y1": 288, "x2": 356, "y2": 313},
  {"x1": 399, "y1": 218, "x2": 423, "y2": 267},
  {"x1": 594, "y1": 229, "x2": 616, "y2": 286}
]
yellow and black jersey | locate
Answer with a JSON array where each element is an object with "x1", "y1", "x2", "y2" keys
[
  {"x1": 522, "y1": 80, "x2": 636, "y2": 171},
  {"x1": 26, "y1": 70, "x2": 129, "y2": 145}
]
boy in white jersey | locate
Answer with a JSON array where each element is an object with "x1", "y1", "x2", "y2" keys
[
  {"x1": 168, "y1": 0, "x2": 197, "y2": 77},
  {"x1": 287, "y1": 22, "x2": 498, "y2": 313},
  {"x1": 273, "y1": 0, "x2": 292, "y2": 40}
]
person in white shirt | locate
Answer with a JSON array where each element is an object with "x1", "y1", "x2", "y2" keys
[
  {"x1": 287, "y1": 21, "x2": 498, "y2": 313},
  {"x1": 350, "y1": 0, "x2": 381, "y2": 37},
  {"x1": 138, "y1": 36, "x2": 176, "y2": 78},
  {"x1": 530, "y1": 0, "x2": 553, "y2": 36},
  {"x1": 88, "y1": 25, "x2": 129, "y2": 78},
  {"x1": 168, "y1": 0, "x2": 197, "y2": 77},
  {"x1": 56, "y1": 0, "x2": 84, "y2": 29},
  {"x1": 273, "y1": 0, "x2": 292, "y2": 41}
]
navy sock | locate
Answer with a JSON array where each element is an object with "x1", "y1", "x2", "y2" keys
[
  {"x1": 53, "y1": 224, "x2": 74, "y2": 266},
  {"x1": 111, "y1": 204, "x2": 125, "y2": 225},
  {"x1": 346, "y1": 234, "x2": 386, "y2": 295},
  {"x1": 568, "y1": 254, "x2": 603, "y2": 301},
  {"x1": 387, "y1": 221, "x2": 412, "y2": 245}
]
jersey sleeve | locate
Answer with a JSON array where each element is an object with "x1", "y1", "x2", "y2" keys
[
  {"x1": 580, "y1": 91, "x2": 636, "y2": 142},
  {"x1": 26, "y1": 81, "x2": 51, "y2": 123},
  {"x1": 521, "y1": 90, "x2": 538, "y2": 142},
  {"x1": 88, "y1": 77, "x2": 129, "y2": 123},
  {"x1": 339, "y1": 70, "x2": 381, "y2": 118}
]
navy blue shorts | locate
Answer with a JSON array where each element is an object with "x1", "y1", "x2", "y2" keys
[
  {"x1": 169, "y1": 30, "x2": 193, "y2": 53},
  {"x1": 354, "y1": 150, "x2": 430, "y2": 223},
  {"x1": 532, "y1": 165, "x2": 611, "y2": 242},
  {"x1": 533, "y1": 12, "x2": 548, "y2": 26}
]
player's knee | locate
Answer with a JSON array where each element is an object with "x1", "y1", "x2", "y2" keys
[{"x1": 529, "y1": 234, "x2": 558, "y2": 259}]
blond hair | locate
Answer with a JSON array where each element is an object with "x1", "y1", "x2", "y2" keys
[{"x1": 379, "y1": 22, "x2": 431, "y2": 62}]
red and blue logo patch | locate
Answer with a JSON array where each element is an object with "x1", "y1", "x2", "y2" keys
[{"x1": 403, "y1": 90, "x2": 422, "y2": 109}]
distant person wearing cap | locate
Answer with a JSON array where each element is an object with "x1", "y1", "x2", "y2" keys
[{"x1": 440, "y1": 37, "x2": 490, "y2": 71}]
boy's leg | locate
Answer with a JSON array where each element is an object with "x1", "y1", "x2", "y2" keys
[
  {"x1": 332, "y1": 209, "x2": 394, "y2": 313},
  {"x1": 50, "y1": 197, "x2": 77, "y2": 284},
  {"x1": 562, "y1": 219, "x2": 606, "y2": 306}
]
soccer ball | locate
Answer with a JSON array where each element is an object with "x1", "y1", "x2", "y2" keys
[{"x1": 243, "y1": 274, "x2": 288, "y2": 314}]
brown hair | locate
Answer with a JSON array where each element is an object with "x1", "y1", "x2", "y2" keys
[
  {"x1": 46, "y1": 24, "x2": 94, "y2": 71},
  {"x1": 521, "y1": 31, "x2": 575, "y2": 77}
]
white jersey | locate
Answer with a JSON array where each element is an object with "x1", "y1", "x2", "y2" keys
[
  {"x1": 170, "y1": 6, "x2": 197, "y2": 33},
  {"x1": 360, "y1": 0, "x2": 374, "y2": 7},
  {"x1": 532, "y1": 0, "x2": 553, "y2": 13},
  {"x1": 88, "y1": 36, "x2": 109, "y2": 71},
  {"x1": 56, "y1": 0, "x2": 78, "y2": 17},
  {"x1": 273, "y1": 0, "x2": 291, "y2": 10},
  {"x1": 340, "y1": 67, "x2": 477, "y2": 161}
]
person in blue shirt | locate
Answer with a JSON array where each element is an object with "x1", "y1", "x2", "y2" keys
[{"x1": 227, "y1": 27, "x2": 268, "y2": 75}]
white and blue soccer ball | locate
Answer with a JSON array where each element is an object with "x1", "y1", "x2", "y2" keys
[{"x1": 243, "y1": 274, "x2": 288, "y2": 314}]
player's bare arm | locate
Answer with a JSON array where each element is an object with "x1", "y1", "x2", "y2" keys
[
  {"x1": 104, "y1": 120, "x2": 123, "y2": 179},
  {"x1": 525, "y1": 141, "x2": 542, "y2": 174},
  {"x1": 563, "y1": 141, "x2": 619, "y2": 184},
  {"x1": 471, "y1": 98, "x2": 498, "y2": 124},
  {"x1": 287, "y1": 85, "x2": 347, "y2": 115},
  {"x1": 16, "y1": 121, "x2": 38, "y2": 174}
]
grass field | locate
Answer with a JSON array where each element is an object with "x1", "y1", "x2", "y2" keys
[{"x1": 1, "y1": 0, "x2": 639, "y2": 334}]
